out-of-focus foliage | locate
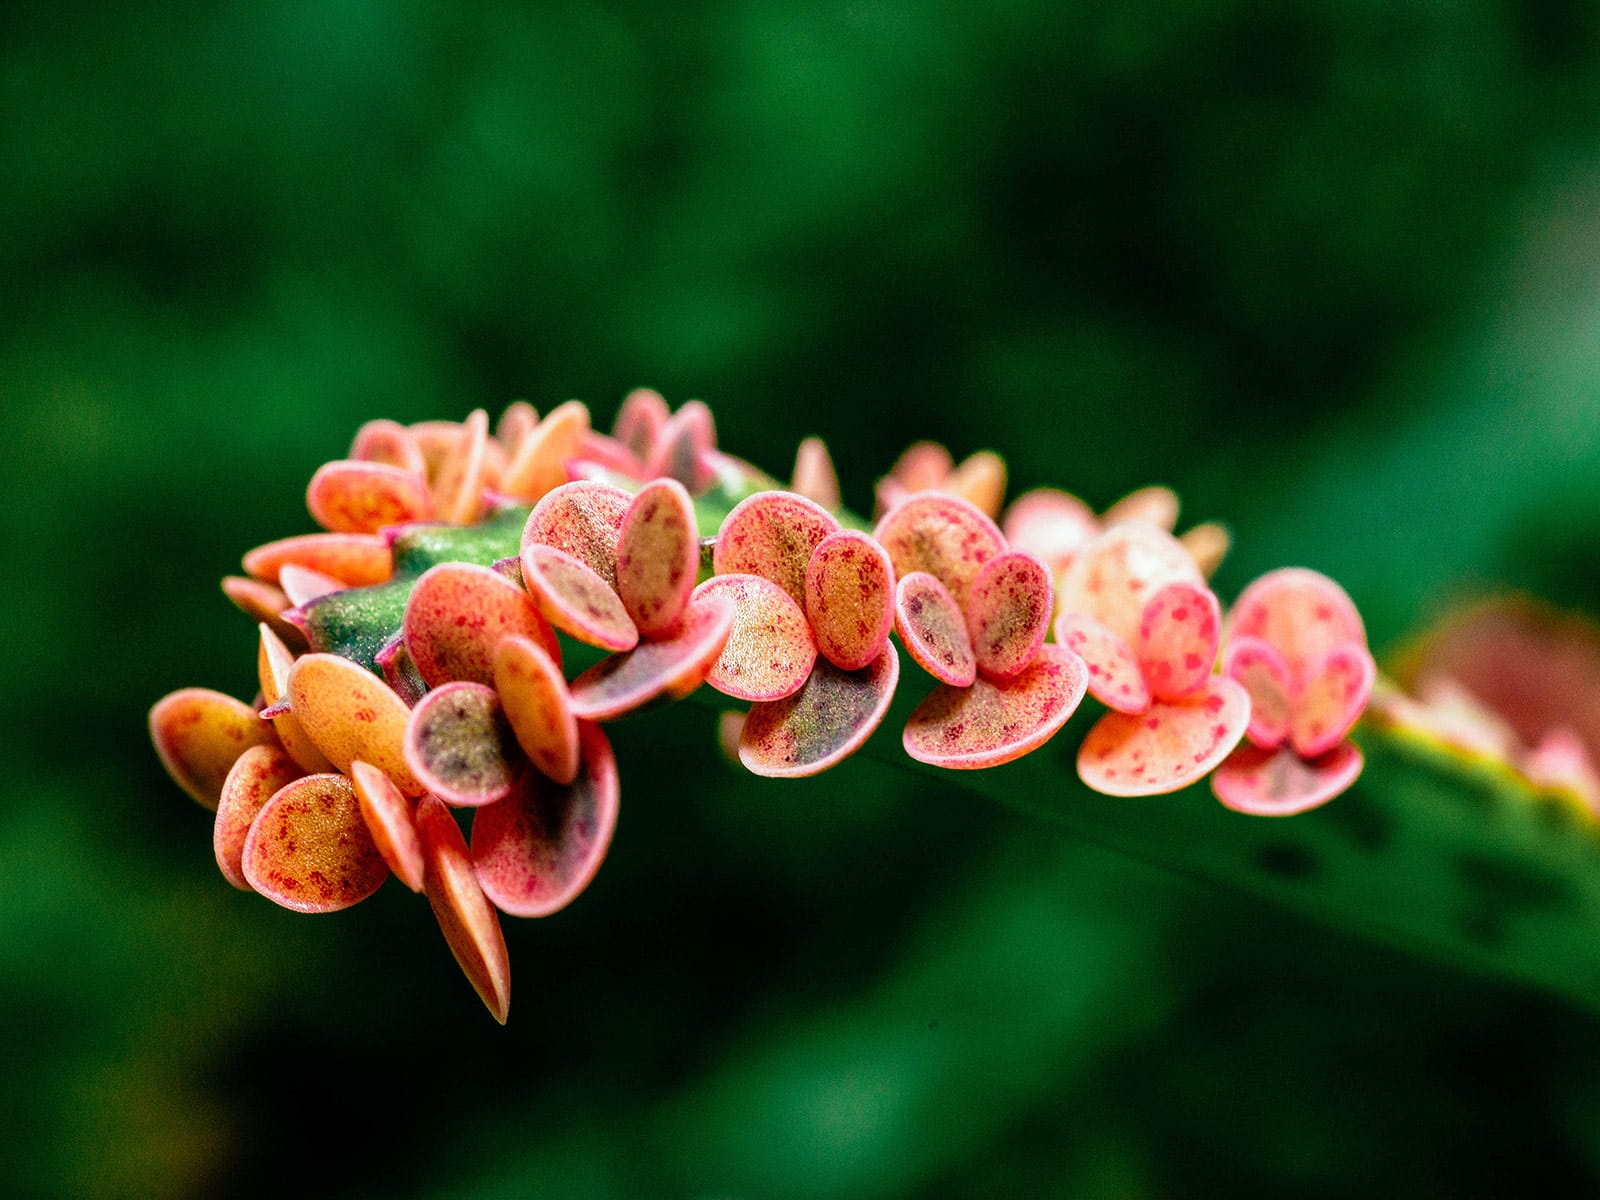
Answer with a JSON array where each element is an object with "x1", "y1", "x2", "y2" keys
[{"x1": 9, "y1": 1, "x2": 1600, "y2": 1196}]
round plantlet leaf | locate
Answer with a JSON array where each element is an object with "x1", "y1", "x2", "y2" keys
[
  {"x1": 1052, "y1": 612, "x2": 1150, "y2": 714},
  {"x1": 568, "y1": 592, "x2": 736, "y2": 720},
  {"x1": 349, "y1": 760, "x2": 425, "y2": 892},
  {"x1": 740, "y1": 644, "x2": 899, "y2": 778},
  {"x1": 1077, "y1": 676, "x2": 1251, "y2": 796},
  {"x1": 257, "y1": 625, "x2": 334, "y2": 773},
  {"x1": 416, "y1": 795, "x2": 511, "y2": 1024},
  {"x1": 242, "y1": 531, "x2": 392, "y2": 588},
  {"x1": 520, "y1": 479, "x2": 632, "y2": 587},
  {"x1": 495, "y1": 400, "x2": 539, "y2": 457},
  {"x1": 495, "y1": 635, "x2": 580, "y2": 785},
  {"x1": 1213, "y1": 741, "x2": 1364, "y2": 816},
  {"x1": 1289, "y1": 645, "x2": 1376, "y2": 759},
  {"x1": 884, "y1": 440, "x2": 954, "y2": 495},
  {"x1": 804, "y1": 531, "x2": 894, "y2": 671},
  {"x1": 1135, "y1": 581, "x2": 1221, "y2": 703},
  {"x1": 613, "y1": 387, "x2": 670, "y2": 461},
  {"x1": 713, "y1": 490, "x2": 841, "y2": 605},
  {"x1": 502, "y1": 400, "x2": 593, "y2": 503},
  {"x1": 404, "y1": 682, "x2": 523, "y2": 807},
  {"x1": 1228, "y1": 568, "x2": 1367, "y2": 686},
  {"x1": 307, "y1": 459, "x2": 431, "y2": 534},
  {"x1": 430, "y1": 407, "x2": 490, "y2": 525},
  {"x1": 695, "y1": 573, "x2": 818, "y2": 702},
  {"x1": 472, "y1": 722, "x2": 619, "y2": 917},
  {"x1": 241, "y1": 772, "x2": 390, "y2": 912},
  {"x1": 351, "y1": 418, "x2": 427, "y2": 476},
  {"x1": 966, "y1": 550, "x2": 1053, "y2": 681},
  {"x1": 895, "y1": 571, "x2": 976, "y2": 688},
  {"x1": 903, "y1": 643, "x2": 1087, "y2": 769},
  {"x1": 214, "y1": 744, "x2": 304, "y2": 890},
  {"x1": 150, "y1": 688, "x2": 279, "y2": 811},
  {"x1": 1056, "y1": 524, "x2": 1201, "y2": 645},
  {"x1": 1002, "y1": 488, "x2": 1097, "y2": 573},
  {"x1": 520, "y1": 544, "x2": 639, "y2": 651},
  {"x1": 405, "y1": 561, "x2": 561, "y2": 686},
  {"x1": 648, "y1": 400, "x2": 717, "y2": 492},
  {"x1": 1222, "y1": 635, "x2": 1292, "y2": 750},
  {"x1": 287, "y1": 653, "x2": 423, "y2": 795},
  {"x1": 873, "y1": 492, "x2": 1005, "y2": 611},
  {"x1": 616, "y1": 477, "x2": 699, "y2": 638}
]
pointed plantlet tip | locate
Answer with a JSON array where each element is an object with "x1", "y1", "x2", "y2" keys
[{"x1": 417, "y1": 795, "x2": 511, "y2": 1024}]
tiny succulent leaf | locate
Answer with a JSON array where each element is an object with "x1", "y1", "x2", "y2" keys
[
  {"x1": 873, "y1": 492, "x2": 1005, "y2": 611},
  {"x1": 403, "y1": 682, "x2": 524, "y2": 807},
  {"x1": 694, "y1": 573, "x2": 818, "y2": 703},
  {"x1": 713, "y1": 490, "x2": 842, "y2": 605},
  {"x1": 1212, "y1": 740, "x2": 1365, "y2": 817},
  {"x1": 502, "y1": 399, "x2": 591, "y2": 502},
  {"x1": 1290, "y1": 646, "x2": 1377, "y2": 759},
  {"x1": 257, "y1": 625, "x2": 336, "y2": 772},
  {"x1": 405, "y1": 561, "x2": 562, "y2": 686},
  {"x1": 612, "y1": 387, "x2": 670, "y2": 462},
  {"x1": 1223, "y1": 635, "x2": 1293, "y2": 749},
  {"x1": 1056, "y1": 523, "x2": 1201, "y2": 645},
  {"x1": 286, "y1": 652, "x2": 423, "y2": 795},
  {"x1": 150, "y1": 687, "x2": 280, "y2": 811},
  {"x1": 241, "y1": 772, "x2": 391, "y2": 913},
  {"x1": 1135, "y1": 581, "x2": 1222, "y2": 703},
  {"x1": 214, "y1": 743, "x2": 305, "y2": 890},
  {"x1": 1077, "y1": 676, "x2": 1251, "y2": 796},
  {"x1": 349, "y1": 760, "x2": 426, "y2": 892},
  {"x1": 804, "y1": 530, "x2": 895, "y2": 671},
  {"x1": 568, "y1": 592, "x2": 737, "y2": 720},
  {"x1": 1052, "y1": 612, "x2": 1151, "y2": 714},
  {"x1": 1228, "y1": 567, "x2": 1367, "y2": 685},
  {"x1": 494, "y1": 634, "x2": 581, "y2": 786},
  {"x1": 965, "y1": 550, "x2": 1053, "y2": 681},
  {"x1": 894, "y1": 571, "x2": 977, "y2": 688},
  {"x1": 243, "y1": 531, "x2": 393, "y2": 588},
  {"x1": 615, "y1": 477, "x2": 700, "y2": 639},
  {"x1": 520, "y1": 479, "x2": 632, "y2": 588},
  {"x1": 350, "y1": 418, "x2": 427, "y2": 477},
  {"x1": 519, "y1": 544, "x2": 640, "y2": 651},
  {"x1": 306, "y1": 459, "x2": 432, "y2": 534},
  {"x1": 903, "y1": 643, "x2": 1088, "y2": 769},
  {"x1": 416, "y1": 795, "x2": 512, "y2": 1024},
  {"x1": 739, "y1": 644, "x2": 900, "y2": 778}
]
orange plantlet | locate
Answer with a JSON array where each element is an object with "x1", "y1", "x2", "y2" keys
[
  {"x1": 404, "y1": 561, "x2": 561, "y2": 687},
  {"x1": 350, "y1": 418, "x2": 427, "y2": 477},
  {"x1": 472, "y1": 722, "x2": 619, "y2": 918},
  {"x1": 495, "y1": 634, "x2": 580, "y2": 785},
  {"x1": 306, "y1": 458, "x2": 432, "y2": 534},
  {"x1": 647, "y1": 399, "x2": 718, "y2": 493},
  {"x1": 286, "y1": 652, "x2": 423, "y2": 795},
  {"x1": 790, "y1": 436, "x2": 841, "y2": 511},
  {"x1": 615, "y1": 477, "x2": 700, "y2": 639},
  {"x1": 257, "y1": 624, "x2": 334, "y2": 772},
  {"x1": 903, "y1": 644, "x2": 1088, "y2": 769},
  {"x1": 431, "y1": 407, "x2": 491, "y2": 525},
  {"x1": 693, "y1": 573, "x2": 818, "y2": 702},
  {"x1": 416, "y1": 794, "x2": 511, "y2": 1024},
  {"x1": 568, "y1": 592, "x2": 736, "y2": 721},
  {"x1": 403, "y1": 682, "x2": 524, "y2": 807},
  {"x1": 242, "y1": 531, "x2": 393, "y2": 588},
  {"x1": 240, "y1": 772, "x2": 391, "y2": 913},
  {"x1": 150, "y1": 687, "x2": 280, "y2": 810},
  {"x1": 740, "y1": 645, "x2": 900, "y2": 778},
  {"x1": 222, "y1": 575, "x2": 304, "y2": 649},
  {"x1": 349, "y1": 760, "x2": 426, "y2": 892},
  {"x1": 214, "y1": 744, "x2": 305, "y2": 890},
  {"x1": 894, "y1": 571, "x2": 977, "y2": 688},
  {"x1": 804, "y1": 530, "x2": 894, "y2": 671},
  {"x1": 502, "y1": 399, "x2": 592, "y2": 501}
]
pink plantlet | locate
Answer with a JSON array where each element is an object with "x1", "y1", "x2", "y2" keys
[
  {"x1": 740, "y1": 645, "x2": 900, "y2": 777},
  {"x1": 405, "y1": 561, "x2": 563, "y2": 686},
  {"x1": 1101, "y1": 484, "x2": 1180, "y2": 531},
  {"x1": 350, "y1": 418, "x2": 428, "y2": 477},
  {"x1": 874, "y1": 492, "x2": 1005, "y2": 611},
  {"x1": 502, "y1": 399, "x2": 591, "y2": 501},
  {"x1": 804, "y1": 531, "x2": 895, "y2": 671},
  {"x1": 277, "y1": 563, "x2": 345, "y2": 608},
  {"x1": 222, "y1": 575, "x2": 305, "y2": 650},
  {"x1": 875, "y1": 441, "x2": 1008, "y2": 519},
  {"x1": 374, "y1": 633, "x2": 429, "y2": 707},
  {"x1": 1056, "y1": 524, "x2": 1200, "y2": 645},
  {"x1": 257, "y1": 625, "x2": 335, "y2": 772},
  {"x1": 1077, "y1": 676, "x2": 1252, "y2": 796},
  {"x1": 1134, "y1": 581, "x2": 1221, "y2": 703},
  {"x1": 349, "y1": 760, "x2": 426, "y2": 892},
  {"x1": 790, "y1": 436, "x2": 841, "y2": 511},
  {"x1": 149, "y1": 687, "x2": 280, "y2": 810},
  {"x1": 520, "y1": 544, "x2": 640, "y2": 651},
  {"x1": 214, "y1": 743, "x2": 305, "y2": 890},
  {"x1": 1052, "y1": 613, "x2": 1150, "y2": 714},
  {"x1": 568, "y1": 592, "x2": 736, "y2": 721},
  {"x1": 242, "y1": 530, "x2": 393, "y2": 589},
  {"x1": 1213, "y1": 568, "x2": 1374, "y2": 815},
  {"x1": 494, "y1": 634, "x2": 581, "y2": 785},
  {"x1": 903, "y1": 644, "x2": 1089, "y2": 769},
  {"x1": 430, "y1": 407, "x2": 491, "y2": 526},
  {"x1": 1212, "y1": 741, "x2": 1366, "y2": 818},
  {"x1": 647, "y1": 399, "x2": 718, "y2": 493},
  {"x1": 403, "y1": 682, "x2": 524, "y2": 807},
  {"x1": 694, "y1": 573, "x2": 818, "y2": 702},
  {"x1": 416, "y1": 794, "x2": 511, "y2": 1024},
  {"x1": 494, "y1": 400, "x2": 540, "y2": 459},
  {"x1": 965, "y1": 550, "x2": 1053, "y2": 681},
  {"x1": 615, "y1": 477, "x2": 700, "y2": 639},
  {"x1": 472, "y1": 721, "x2": 619, "y2": 918},
  {"x1": 306, "y1": 458, "x2": 432, "y2": 534},
  {"x1": 894, "y1": 571, "x2": 978, "y2": 688},
  {"x1": 714, "y1": 490, "x2": 842, "y2": 606},
  {"x1": 612, "y1": 387, "x2": 670, "y2": 462},
  {"x1": 521, "y1": 479, "x2": 632, "y2": 588},
  {"x1": 286, "y1": 652, "x2": 423, "y2": 795},
  {"x1": 574, "y1": 428, "x2": 648, "y2": 478},
  {"x1": 1522, "y1": 729, "x2": 1600, "y2": 810},
  {"x1": 1001, "y1": 489, "x2": 1099, "y2": 575},
  {"x1": 240, "y1": 772, "x2": 391, "y2": 913}
]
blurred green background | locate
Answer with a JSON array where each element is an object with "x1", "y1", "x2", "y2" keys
[{"x1": 8, "y1": 1, "x2": 1600, "y2": 1196}]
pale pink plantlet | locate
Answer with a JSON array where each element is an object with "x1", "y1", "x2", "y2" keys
[
  {"x1": 693, "y1": 573, "x2": 818, "y2": 702},
  {"x1": 521, "y1": 479, "x2": 632, "y2": 588},
  {"x1": 740, "y1": 644, "x2": 900, "y2": 778},
  {"x1": 472, "y1": 722, "x2": 619, "y2": 918},
  {"x1": 1056, "y1": 523, "x2": 1200, "y2": 645},
  {"x1": 964, "y1": 550, "x2": 1053, "y2": 680},
  {"x1": 894, "y1": 571, "x2": 977, "y2": 688},
  {"x1": 1052, "y1": 612, "x2": 1150, "y2": 715},
  {"x1": 873, "y1": 492, "x2": 1005, "y2": 612},
  {"x1": 403, "y1": 682, "x2": 524, "y2": 808},
  {"x1": 1077, "y1": 676, "x2": 1251, "y2": 796},
  {"x1": 241, "y1": 772, "x2": 391, "y2": 913},
  {"x1": 405, "y1": 561, "x2": 562, "y2": 686},
  {"x1": 495, "y1": 401, "x2": 539, "y2": 458},
  {"x1": 1212, "y1": 742, "x2": 1365, "y2": 817},
  {"x1": 1001, "y1": 488, "x2": 1098, "y2": 574},
  {"x1": 1135, "y1": 581, "x2": 1221, "y2": 703},
  {"x1": 1228, "y1": 568, "x2": 1366, "y2": 685},
  {"x1": 349, "y1": 760, "x2": 426, "y2": 892},
  {"x1": 647, "y1": 399, "x2": 717, "y2": 492},
  {"x1": 790, "y1": 437, "x2": 841, "y2": 511},
  {"x1": 903, "y1": 644, "x2": 1088, "y2": 769},
  {"x1": 568, "y1": 592, "x2": 736, "y2": 721},
  {"x1": 612, "y1": 387, "x2": 670, "y2": 463}
]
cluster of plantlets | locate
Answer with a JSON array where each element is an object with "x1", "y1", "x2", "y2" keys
[{"x1": 150, "y1": 391, "x2": 1375, "y2": 1022}]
